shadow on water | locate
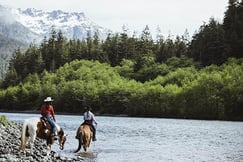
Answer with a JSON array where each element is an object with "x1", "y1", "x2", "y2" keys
[
  {"x1": 75, "y1": 150, "x2": 99, "y2": 161},
  {"x1": 74, "y1": 148, "x2": 120, "y2": 161}
]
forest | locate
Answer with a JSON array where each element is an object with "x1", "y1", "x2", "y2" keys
[{"x1": 0, "y1": 0, "x2": 242, "y2": 120}]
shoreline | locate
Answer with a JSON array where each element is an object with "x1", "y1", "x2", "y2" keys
[
  {"x1": 0, "y1": 120, "x2": 81, "y2": 161},
  {"x1": 1, "y1": 109, "x2": 243, "y2": 122},
  {"x1": 0, "y1": 109, "x2": 129, "y2": 117}
]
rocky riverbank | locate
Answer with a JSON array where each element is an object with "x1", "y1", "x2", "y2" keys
[{"x1": 0, "y1": 119, "x2": 81, "y2": 162}]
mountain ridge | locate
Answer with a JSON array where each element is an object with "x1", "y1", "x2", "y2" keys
[
  {"x1": 1, "y1": 5, "x2": 110, "y2": 43},
  {"x1": 0, "y1": 4, "x2": 111, "y2": 79}
]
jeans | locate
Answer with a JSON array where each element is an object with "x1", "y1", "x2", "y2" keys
[{"x1": 43, "y1": 114, "x2": 56, "y2": 134}]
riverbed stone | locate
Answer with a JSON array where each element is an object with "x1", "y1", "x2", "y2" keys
[{"x1": 0, "y1": 121, "x2": 79, "y2": 161}]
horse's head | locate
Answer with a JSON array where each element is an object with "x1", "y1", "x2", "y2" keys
[{"x1": 57, "y1": 128, "x2": 67, "y2": 150}]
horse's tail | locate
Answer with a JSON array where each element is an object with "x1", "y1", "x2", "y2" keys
[
  {"x1": 19, "y1": 120, "x2": 27, "y2": 151},
  {"x1": 75, "y1": 131, "x2": 82, "y2": 153}
]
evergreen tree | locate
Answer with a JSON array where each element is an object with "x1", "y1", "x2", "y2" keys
[
  {"x1": 91, "y1": 31, "x2": 105, "y2": 61},
  {"x1": 154, "y1": 35, "x2": 165, "y2": 63},
  {"x1": 134, "y1": 25, "x2": 154, "y2": 71},
  {"x1": 68, "y1": 39, "x2": 78, "y2": 61},
  {"x1": 189, "y1": 18, "x2": 226, "y2": 66},
  {"x1": 55, "y1": 30, "x2": 69, "y2": 67},
  {"x1": 174, "y1": 36, "x2": 188, "y2": 58},
  {"x1": 223, "y1": 0, "x2": 243, "y2": 58},
  {"x1": 24, "y1": 43, "x2": 44, "y2": 75},
  {"x1": 156, "y1": 35, "x2": 176, "y2": 62},
  {"x1": 102, "y1": 33, "x2": 119, "y2": 66},
  {"x1": 1, "y1": 49, "x2": 22, "y2": 87},
  {"x1": 118, "y1": 25, "x2": 129, "y2": 60},
  {"x1": 140, "y1": 25, "x2": 153, "y2": 55},
  {"x1": 48, "y1": 28, "x2": 57, "y2": 72},
  {"x1": 40, "y1": 36, "x2": 49, "y2": 70},
  {"x1": 86, "y1": 31, "x2": 93, "y2": 60}
]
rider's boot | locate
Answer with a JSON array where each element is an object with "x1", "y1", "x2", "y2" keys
[{"x1": 92, "y1": 129, "x2": 96, "y2": 141}]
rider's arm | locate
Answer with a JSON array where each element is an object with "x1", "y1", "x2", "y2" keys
[
  {"x1": 91, "y1": 113, "x2": 97, "y2": 125},
  {"x1": 83, "y1": 112, "x2": 87, "y2": 120},
  {"x1": 50, "y1": 106, "x2": 56, "y2": 122}
]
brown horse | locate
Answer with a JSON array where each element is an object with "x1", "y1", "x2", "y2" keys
[
  {"x1": 19, "y1": 117, "x2": 67, "y2": 154},
  {"x1": 75, "y1": 124, "x2": 93, "y2": 152}
]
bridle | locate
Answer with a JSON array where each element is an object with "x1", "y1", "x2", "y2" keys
[{"x1": 57, "y1": 133, "x2": 67, "y2": 150}]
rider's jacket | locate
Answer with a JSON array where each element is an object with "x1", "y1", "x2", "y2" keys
[
  {"x1": 83, "y1": 111, "x2": 96, "y2": 125},
  {"x1": 41, "y1": 104, "x2": 56, "y2": 121}
]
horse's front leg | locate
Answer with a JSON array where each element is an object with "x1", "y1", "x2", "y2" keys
[
  {"x1": 46, "y1": 144, "x2": 51, "y2": 155},
  {"x1": 46, "y1": 138, "x2": 52, "y2": 155}
]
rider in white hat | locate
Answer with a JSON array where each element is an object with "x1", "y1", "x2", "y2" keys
[{"x1": 41, "y1": 97, "x2": 57, "y2": 136}]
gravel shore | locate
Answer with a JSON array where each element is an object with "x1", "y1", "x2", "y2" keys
[{"x1": 0, "y1": 121, "x2": 81, "y2": 162}]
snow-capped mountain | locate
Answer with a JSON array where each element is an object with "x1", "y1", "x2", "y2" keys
[
  {"x1": 0, "y1": 4, "x2": 111, "y2": 44},
  {"x1": 0, "y1": 5, "x2": 39, "y2": 44},
  {"x1": 0, "y1": 4, "x2": 111, "y2": 79}
]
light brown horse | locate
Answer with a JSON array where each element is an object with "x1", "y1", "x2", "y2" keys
[
  {"x1": 75, "y1": 124, "x2": 93, "y2": 152},
  {"x1": 19, "y1": 117, "x2": 67, "y2": 154}
]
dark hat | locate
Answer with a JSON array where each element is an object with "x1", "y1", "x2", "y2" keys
[{"x1": 85, "y1": 106, "x2": 91, "y2": 111}]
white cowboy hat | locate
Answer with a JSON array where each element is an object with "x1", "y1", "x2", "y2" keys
[{"x1": 44, "y1": 97, "x2": 54, "y2": 102}]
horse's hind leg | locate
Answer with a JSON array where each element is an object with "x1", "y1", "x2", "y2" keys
[
  {"x1": 29, "y1": 133, "x2": 36, "y2": 154},
  {"x1": 84, "y1": 146, "x2": 87, "y2": 152},
  {"x1": 87, "y1": 140, "x2": 91, "y2": 148},
  {"x1": 84, "y1": 140, "x2": 90, "y2": 152}
]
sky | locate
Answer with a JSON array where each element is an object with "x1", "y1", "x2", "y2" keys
[{"x1": 0, "y1": 0, "x2": 228, "y2": 38}]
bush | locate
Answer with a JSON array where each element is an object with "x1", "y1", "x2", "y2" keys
[{"x1": 0, "y1": 115, "x2": 10, "y2": 127}]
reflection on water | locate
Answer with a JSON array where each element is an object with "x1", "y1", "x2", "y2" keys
[
  {"x1": 76, "y1": 151, "x2": 98, "y2": 160},
  {"x1": 1, "y1": 112, "x2": 243, "y2": 162}
]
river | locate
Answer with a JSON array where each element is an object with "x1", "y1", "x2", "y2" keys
[{"x1": 1, "y1": 112, "x2": 243, "y2": 162}]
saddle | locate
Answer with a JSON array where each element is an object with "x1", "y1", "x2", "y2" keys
[
  {"x1": 40, "y1": 117, "x2": 52, "y2": 130},
  {"x1": 82, "y1": 121, "x2": 94, "y2": 132},
  {"x1": 35, "y1": 117, "x2": 50, "y2": 138}
]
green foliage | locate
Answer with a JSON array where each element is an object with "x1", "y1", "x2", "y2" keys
[
  {"x1": 166, "y1": 56, "x2": 195, "y2": 69},
  {"x1": 0, "y1": 115, "x2": 10, "y2": 127},
  {"x1": 0, "y1": 58, "x2": 242, "y2": 120},
  {"x1": 115, "y1": 59, "x2": 135, "y2": 79},
  {"x1": 1, "y1": 86, "x2": 18, "y2": 110}
]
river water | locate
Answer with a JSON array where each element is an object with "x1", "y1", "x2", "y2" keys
[{"x1": 1, "y1": 112, "x2": 243, "y2": 162}]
